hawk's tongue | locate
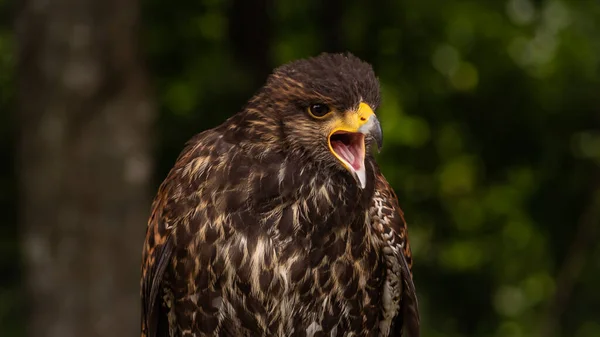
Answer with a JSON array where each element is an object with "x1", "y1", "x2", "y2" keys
[{"x1": 331, "y1": 140, "x2": 363, "y2": 171}]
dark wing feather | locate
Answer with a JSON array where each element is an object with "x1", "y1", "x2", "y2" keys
[
  {"x1": 141, "y1": 189, "x2": 176, "y2": 337},
  {"x1": 372, "y1": 170, "x2": 420, "y2": 337},
  {"x1": 141, "y1": 235, "x2": 173, "y2": 337},
  {"x1": 141, "y1": 139, "x2": 200, "y2": 337}
]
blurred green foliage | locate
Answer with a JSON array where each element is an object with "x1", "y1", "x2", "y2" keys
[{"x1": 3, "y1": 0, "x2": 600, "y2": 336}]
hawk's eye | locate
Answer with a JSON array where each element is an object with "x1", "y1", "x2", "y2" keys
[{"x1": 308, "y1": 104, "x2": 331, "y2": 118}]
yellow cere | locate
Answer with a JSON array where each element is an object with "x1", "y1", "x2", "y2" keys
[{"x1": 328, "y1": 102, "x2": 374, "y2": 135}]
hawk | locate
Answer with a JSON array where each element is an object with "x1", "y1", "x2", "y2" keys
[{"x1": 141, "y1": 53, "x2": 420, "y2": 337}]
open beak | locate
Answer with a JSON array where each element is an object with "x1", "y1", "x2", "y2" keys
[{"x1": 328, "y1": 102, "x2": 383, "y2": 189}]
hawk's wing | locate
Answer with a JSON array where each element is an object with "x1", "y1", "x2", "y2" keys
[
  {"x1": 141, "y1": 180, "x2": 177, "y2": 337},
  {"x1": 140, "y1": 137, "x2": 207, "y2": 337},
  {"x1": 371, "y1": 170, "x2": 420, "y2": 337}
]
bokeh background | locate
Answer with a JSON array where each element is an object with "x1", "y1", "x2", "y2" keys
[{"x1": 2, "y1": 0, "x2": 600, "y2": 336}]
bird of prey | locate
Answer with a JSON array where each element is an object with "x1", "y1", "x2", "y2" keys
[{"x1": 141, "y1": 53, "x2": 419, "y2": 337}]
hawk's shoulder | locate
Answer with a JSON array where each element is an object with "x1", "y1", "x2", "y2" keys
[
  {"x1": 369, "y1": 167, "x2": 420, "y2": 337},
  {"x1": 140, "y1": 129, "x2": 232, "y2": 337}
]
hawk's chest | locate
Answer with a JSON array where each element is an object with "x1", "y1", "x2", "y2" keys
[
  {"x1": 219, "y1": 177, "x2": 385, "y2": 334},
  {"x1": 261, "y1": 209, "x2": 386, "y2": 335}
]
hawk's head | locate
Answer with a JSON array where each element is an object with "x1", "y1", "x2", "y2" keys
[{"x1": 260, "y1": 53, "x2": 382, "y2": 189}]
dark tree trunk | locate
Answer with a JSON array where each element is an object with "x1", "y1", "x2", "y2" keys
[
  {"x1": 319, "y1": 0, "x2": 343, "y2": 53},
  {"x1": 15, "y1": 0, "x2": 154, "y2": 336},
  {"x1": 228, "y1": 0, "x2": 272, "y2": 84}
]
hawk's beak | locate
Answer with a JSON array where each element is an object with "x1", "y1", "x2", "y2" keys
[
  {"x1": 358, "y1": 113, "x2": 383, "y2": 151},
  {"x1": 328, "y1": 102, "x2": 383, "y2": 189}
]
